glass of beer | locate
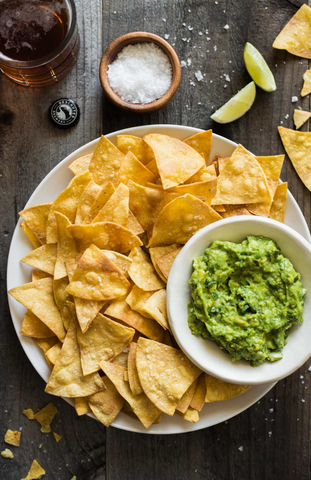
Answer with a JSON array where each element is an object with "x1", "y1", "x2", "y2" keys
[{"x1": 0, "y1": 0, "x2": 79, "y2": 87}]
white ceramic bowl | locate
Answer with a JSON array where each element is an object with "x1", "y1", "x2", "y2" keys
[{"x1": 167, "y1": 216, "x2": 311, "y2": 386}]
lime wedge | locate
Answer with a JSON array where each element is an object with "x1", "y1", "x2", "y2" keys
[
  {"x1": 210, "y1": 81, "x2": 256, "y2": 124},
  {"x1": 243, "y1": 42, "x2": 276, "y2": 92}
]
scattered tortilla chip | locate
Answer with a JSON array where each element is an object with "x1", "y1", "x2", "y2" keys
[
  {"x1": 23, "y1": 409, "x2": 35, "y2": 420},
  {"x1": 77, "y1": 313, "x2": 134, "y2": 375},
  {"x1": 20, "y1": 243, "x2": 57, "y2": 275},
  {"x1": 148, "y1": 194, "x2": 221, "y2": 247},
  {"x1": 34, "y1": 402, "x2": 58, "y2": 433},
  {"x1": 156, "y1": 247, "x2": 182, "y2": 280},
  {"x1": 19, "y1": 203, "x2": 51, "y2": 245},
  {"x1": 185, "y1": 164, "x2": 216, "y2": 184},
  {"x1": 69, "y1": 153, "x2": 92, "y2": 175},
  {"x1": 68, "y1": 222, "x2": 142, "y2": 253},
  {"x1": 149, "y1": 244, "x2": 181, "y2": 282},
  {"x1": 278, "y1": 126, "x2": 311, "y2": 190},
  {"x1": 83, "y1": 182, "x2": 115, "y2": 224},
  {"x1": 74, "y1": 397, "x2": 91, "y2": 416},
  {"x1": 167, "y1": 178, "x2": 217, "y2": 205},
  {"x1": 301, "y1": 68, "x2": 311, "y2": 96},
  {"x1": 190, "y1": 373, "x2": 206, "y2": 412},
  {"x1": 116, "y1": 134, "x2": 154, "y2": 165},
  {"x1": 32, "y1": 269, "x2": 50, "y2": 281},
  {"x1": 142, "y1": 289, "x2": 169, "y2": 330},
  {"x1": 273, "y1": 4, "x2": 311, "y2": 59},
  {"x1": 21, "y1": 222, "x2": 41, "y2": 248},
  {"x1": 101, "y1": 250, "x2": 132, "y2": 277},
  {"x1": 269, "y1": 182, "x2": 287, "y2": 223},
  {"x1": 176, "y1": 407, "x2": 199, "y2": 423},
  {"x1": 88, "y1": 376, "x2": 124, "y2": 427},
  {"x1": 89, "y1": 135, "x2": 125, "y2": 185},
  {"x1": 5, "y1": 430, "x2": 21, "y2": 447},
  {"x1": 126, "y1": 285, "x2": 153, "y2": 317},
  {"x1": 20, "y1": 310, "x2": 54, "y2": 338},
  {"x1": 294, "y1": 109, "x2": 311, "y2": 129},
  {"x1": 129, "y1": 247, "x2": 165, "y2": 291},
  {"x1": 143, "y1": 133, "x2": 205, "y2": 189},
  {"x1": 54, "y1": 213, "x2": 77, "y2": 280},
  {"x1": 136, "y1": 338, "x2": 201, "y2": 415},
  {"x1": 45, "y1": 319, "x2": 105, "y2": 397},
  {"x1": 205, "y1": 374, "x2": 251, "y2": 402},
  {"x1": 21, "y1": 459, "x2": 45, "y2": 480},
  {"x1": 66, "y1": 244, "x2": 130, "y2": 301},
  {"x1": 52, "y1": 432, "x2": 62, "y2": 443},
  {"x1": 105, "y1": 298, "x2": 164, "y2": 342},
  {"x1": 34, "y1": 337, "x2": 59, "y2": 353},
  {"x1": 45, "y1": 342, "x2": 62, "y2": 366},
  {"x1": 100, "y1": 361, "x2": 161, "y2": 429},
  {"x1": 184, "y1": 129, "x2": 212, "y2": 165},
  {"x1": 221, "y1": 205, "x2": 251, "y2": 218},
  {"x1": 1, "y1": 448, "x2": 13, "y2": 459},
  {"x1": 53, "y1": 277, "x2": 73, "y2": 331},
  {"x1": 127, "y1": 342, "x2": 143, "y2": 396},
  {"x1": 116, "y1": 151, "x2": 157, "y2": 187},
  {"x1": 9, "y1": 278, "x2": 66, "y2": 342},
  {"x1": 75, "y1": 181, "x2": 102, "y2": 224},
  {"x1": 176, "y1": 379, "x2": 197, "y2": 413},
  {"x1": 92, "y1": 183, "x2": 129, "y2": 226}
]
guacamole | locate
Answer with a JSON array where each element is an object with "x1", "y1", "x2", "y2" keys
[{"x1": 188, "y1": 236, "x2": 305, "y2": 366}]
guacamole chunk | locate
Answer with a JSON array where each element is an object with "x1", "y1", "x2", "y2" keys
[{"x1": 187, "y1": 236, "x2": 305, "y2": 366}]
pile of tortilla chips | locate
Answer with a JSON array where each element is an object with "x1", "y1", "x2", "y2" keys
[{"x1": 9, "y1": 130, "x2": 286, "y2": 428}]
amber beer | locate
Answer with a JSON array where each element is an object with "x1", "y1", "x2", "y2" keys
[{"x1": 0, "y1": 0, "x2": 79, "y2": 87}]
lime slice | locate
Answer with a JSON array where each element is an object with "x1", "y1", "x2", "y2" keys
[
  {"x1": 243, "y1": 42, "x2": 276, "y2": 92},
  {"x1": 210, "y1": 81, "x2": 256, "y2": 124}
]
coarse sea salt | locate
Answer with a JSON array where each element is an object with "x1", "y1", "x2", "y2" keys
[{"x1": 107, "y1": 43, "x2": 172, "y2": 104}]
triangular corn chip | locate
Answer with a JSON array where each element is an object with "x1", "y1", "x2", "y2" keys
[
  {"x1": 149, "y1": 244, "x2": 181, "y2": 282},
  {"x1": 34, "y1": 402, "x2": 58, "y2": 433},
  {"x1": 136, "y1": 338, "x2": 201, "y2": 416},
  {"x1": 75, "y1": 180, "x2": 102, "y2": 224},
  {"x1": 129, "y1": 247, "x2": 165, "y2": 291},
  {"x1": 69, "y1": 153, "x2": 92, "y2": 175},
  {"x1": 183, "y1": 129, "x2": 212, "y2": 165},
  {"x1": 92, "y1": 183, "x2": 129, "y2": 226},
  {"x1": 301, "y1": 68, "x2": 311, "y2": 96},
  {"x1": 278, "y1": 126, "x2": 311, "y2": 190},
  {"x1": 21, "y1": 222, "x2": 41, "y2": 248},
  {"x1": 20, "y1": 243, "x2": 57, "y2": 275},
  {"x1": 52, "y1": 432, "x2": 62, "y2": 443},
  {"x1": 176, "y1": 380, "x2": 197, "y2": 414},
  {"x1": 45, "y1": 342, "x2": 62, "y2": 366},
  {"x1": 221, "y1": 205, "x2": 251, "y2": 218},
  {"x1": 53, "y1": 277, "x2": 73, "y2": 331},
  {"x1": 21, "y1": 459, "x2": 45, "y2": 480},
  {"x1": 19, "y1": 203, "x2": 51, "y2": 245},
  {"x1": 156, "y1": 247, "x2": 182, "y2": 280},
  {"x1": 176, "y1": 407, "x2": 199, "y2": 423},
  {"x1": 115, "y1": 151, "x2": 156, "y2": 187},
  {"x1": 184, "y1": 164, "x2": 216, "y2": 184},
  {"x1": 127, "y1": 342, "x2": 143, "y2": 396},
  {"x1": 205, "y1": 374, "x2": 251, "y2": 402},
  {"x1": 9, "y1": 278, "x2": 66, "y2": 341},
  {"x1": 143, "y1": 133, "x2": 205, "y2": 189},
  {"x1": 34, "y1": 337, "x2": 59, "y2": 353},
  {"x1": 269, "y1": 182, "x2": 287, "y2": 223},
  {"x1": 83, "y1": 182, "x2": 115, "y2": 223},
  {"x1": 101, "y1": 250, "x2": 132, "y2": 277},
  {"x1": 148, "y1": 194, "x2": 221, "y2": 247},
  {"x1": 32, "y1": 269, "x2": 51, "y2": 281},
  {"x1": 89, "y1": 135, "x2": 125, "y2": 185},
  {"x1": 126, "y1": 285, "x2": 153, "y2": 317},
  {"x1": 145, "y1": 158, "x2": 160, "y2": 178},
  {"x1": 74, "y1": 397, "x2": 91, "y2": 416},
  {"x1": 88, "y1": 376, "x2": 124, "y2": 427},
  {"x1": 54, "y1": 213, "x2": 77, "y2": 280},
  {"x1": 142, "y1": 289, "x2": 169, "y2": 330},
  {"x1": 190, "y1": 373, "x2": 206, "y2": 412},
  {"x1": 116, "y1": 134, "x2": 154, "y2": 165},
  {"x1": 273, "y1": 4, "x2": 311, "y2": 59},
  {"x1": 167, "y1": 178, "x2": 217, "y2": 205},
  {"x1": 20, "y1": 310, "x2": 54, "y2": 338},
  {"x1": 128, "y1": 210, "x2": 144, "y2": 235},
  {"x1": 293, "y1": 109, "x2": 311, "y2": 129}
]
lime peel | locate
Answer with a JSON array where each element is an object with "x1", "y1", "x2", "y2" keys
[
  {"x1": 243, "y1": 42, "x2": 276, "y2": 92},
  {"x1": 211, "y1": 81, "x2": 256, "y2": 124}
]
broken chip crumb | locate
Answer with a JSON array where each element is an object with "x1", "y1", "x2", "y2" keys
[
  {"x1": 21, "y1": 459, "x2": 45, "y2": 480},
  {"x1": 4, "y1": 429, "x2": 21, "y2": 447},
  {"x1": 39, "y1": 444, "x2": 42, "y2": 449},
  {"x1": 52, "y1": 432, "x2": 62, "y2": 443},
  {"x1": 34, "y1": 402, "x2": 58, "y2": 433},
  {"x1": 23, "y1": 409, "x2": 35, "y2": 420},
  {"x1": 1, "y1": 448, "x2": 14, "y2": 459}
]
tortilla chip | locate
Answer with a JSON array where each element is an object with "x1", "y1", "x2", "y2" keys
[
  {"x1": 83, "y1": 182, "x2": 115, "y2": 224},
  {"x1": 19, "y1": 203, "x2": 51, "y2": 245},
  {"x1": 100, "y1": 361, "x2": 161, "y2": 429},
  {"x1": 142, "y1": 289, "x2": 169, "y2": 330},
  {"x1": 66, "y1": 244, "x2": 130, "y2": 301},
  {"x1": 126, "y1": 285, "x2": 153, "y2": 317},
  {"x1": 9, "y1": 278, "x2": 66, "y2": 342},
  {"x1": 74, "y1": 397, "x2": 91, "y2": 416},
  {"x1": 68, "y1": 222, "x2": 142, "y2": 253},
  {"x1": 148, "y1": 194, "x2": 222, "y2": 247},
  {"x1": 32, "y1": 269, "x2": 51, "y2": 281},
  {"x1": 88, "y1": 376, "x2": 124, "y2": 427},
  {"x1": 34, "y1": 337, "x2": 59, "y2": 353},
  {"x1": 34, "y1": 402, "x2": 58, "y2": 433},
  {"x1": 156, "y1": 247, "x2": 182, "y2": 280},
  {"x1": 273, "y1": 4, "x2": 311, "y2": 59},
  {"x1": 116, "y1": 151, "x2": 157, "y2": 187},
  {"x1": 269, "y1": 182, "x2": 287, "y2": 223},
  {"x1": 5, "y1": 430, "x2": 21, "y2": 447},
  {"x1": 52, "y1": 432, "x2": 62, "y2": 443},
  {"x1": 176, "y1": 379, "x2": 197, "y2": 414},
  {"x1": 20, "y1": 310, "x2": 54, "y2": 338},
  {"x1": 294, "y1": 109, "x2": 311, "y2": 129},
  {"x1": 301, "y1": 68, "x2": 311, "y2": 96},
  {"x1": 127, "y1": 342, "x2": 143, "y2": 395},
  {"x1": 89, "y1": 135, "x2": 125, "y2": 185},
  {"x1": 212, "y1": 145, "x2": 271, "y2": 205},
  {"x1": 184, "y1": 129, "x2": 212, "y2": 165},
  {"x1": 77, "y1": 313, "x2": 134, "y2": 375},
  {"x1": 116, "y1": 135, "x2": 154, "y2": 165},
  {"x1": 69, "y1": 153, "x2": 92, "y2": 175},
  {"x1": 105, "y1": 298, "x2": 164, "y2": 342},
  {"x1": 112, "y1": 351, "x2": 129, "y2": 367},
  {"x1": 92, "y1": 183, "x2": 129, "y2": 226},
  {"x1": 45, "y1": 319, "x2": 105, "y2": 397},
  {"x1": 167, "y1": 178, "x2": 217, "y2": 204},
  {"x1": 145, "y1": 158, "x2": 160, "y2": 178},
  {"x1": 21, "y1": 222, "x2": 42, "y2": 248},
  {"x1": 46, "y1": 170, "x2": 91, "y2": 243},
  {"x1": 136, "y1": 337, "x2": 201, "y2": 415},
  {"x1": 176, "y1": 407, "x2": 199, "y2": 423},
  {"x1": 129, "y1": 247, "x2": 165, "y2": 291},
  {"x1": 143, "y1": 134, "x2": 205, "y2": 189},
  {"x1": 75, "y1": 181, "x2": 102, "y2": 224},
  {"x1": 20, "y1": 243, "x2": 57, "y2": 275},
  {"x1": 101, "y1": 250, "x2": 132, "y2": 277},
  {"x1": 278, "y1": 126, "x2": 311, "y2": 190},
  {"x1": 54, "y1": 213, "x2": 77, "y2": 280},
  {"x1": 190, "y1": 373, "x2": 206, "y2": 412},
  {"x1": 21, "y1": 459, "x2": 45, "y2": 480},
  {"x1": 205, "y1": 374, "x2": 251, "y2": 402},
  {"x1": 45, "y1": 342, "x2": 62, "y2": 366},
  {"x1": 184, "y1": 164, "x2": 216, "y2": 184},
  {"x1": 1, "y1": 449, "x2": 14, "y2": 459},
  {"x1": 221, "y1": 205, "x2": 252, "y2": 218},
  {"x1": 128, "y1": 210, "x2": 145, "y2": 235},
  {"x1": 124, "y1": 370, "x2": 129, "y2": 381},
  {"x1": 23, "y1": 409, "x2": 35, "y2": 420},
  {"x1": 149, "y1": 244, "x2": 181, "y2": 282},
  {"x1": 53, "y1": 277, "x2": 73, "y2": 331}
]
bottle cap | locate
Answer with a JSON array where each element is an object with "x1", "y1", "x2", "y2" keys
[{"x1": 49, "y1": 98, "x2": 80, "y2": 129}]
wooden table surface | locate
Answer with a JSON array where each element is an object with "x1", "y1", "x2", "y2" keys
[{"x1": 1, "y1": 0, "x2": 311, "y2": 479}]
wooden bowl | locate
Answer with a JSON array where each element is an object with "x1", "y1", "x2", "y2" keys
[{"x1": 99, "y1": 32, "x2": 181, "y2": 113}]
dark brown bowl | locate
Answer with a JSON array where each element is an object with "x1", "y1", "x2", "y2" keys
[{"x1": 99, "y1": 32, "x2": 181, "y2": 113}]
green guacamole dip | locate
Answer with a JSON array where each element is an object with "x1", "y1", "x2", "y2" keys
[{"x1": 188, "y1": 236, "x2": 305, "y2": 366}]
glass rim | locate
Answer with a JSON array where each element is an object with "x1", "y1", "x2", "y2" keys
[{"x1": 0, "y1": 0, "x2": 77, "y2": 69}]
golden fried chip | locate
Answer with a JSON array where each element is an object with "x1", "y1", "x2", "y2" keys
[
  {"x1": 89, "y1": 135, "x2": 125, "y2": 185},
  {"x1": 34, "y1": 402, "x2": 58, "y2": 433},
  {"x1": 9, "y1": 278, "x2": 66, "y2": 342},
  {"x1": 145, "y1": 158, "x2": 160, "y2": 178},
  {"x1": 5, "y1": 430, "x2": 21, "y2": 447},
  {"x1": 45, "y1": 342, "x2": 62, "y2": 366},
  {"x1": 92, "y1": 183, "x2": 129, "y2": 226},
  {"x1": 128, "y1": 210, "x2": 144, "y2": 235},
  {"x1": 68, "y1": 222, "x2": 142, "y2": 253},
  {"x1": 52, "y1": 432, "x2": 62, "y2": 443},
  {"x1": 143, "y1": 133, "x2": 205, "y2": 189},
  {"x1": 32, "y1": 269, "x2": 50, "y2": 281},
  {"x1": 273, "y1": 4, "x2": 311, "y2": 59},
  {"x1": 294, "y1": 109, "x2": 311, "y2": 129},
  {"x1": 205, "y1": 374, "x2": 251, "y2": 402},
  {"x1": 115, "y1": 151, "x2": 157, "y2": 187},
  {"x1": 148, "y1": 194, "x2": 221, "y2": 247},
  {"x1": 83, "y1": 182, "x2": 115, "y2": 223},
  {"x1": 20, "y1": 310, "x2": 54, "y2": 338},
  {"x1": 129, "y1": 247, "x2": 165, "y2": 291},
  {"x1": 185, "y1": 164, "x2": 216, "y2": 184},
  {"x1": 136, "y1": 338, "x2": 201, "y2": 415},
  {"x1": 20, "y1": 243, "x2": 57, "y2": 275},
  {"x1": 126, "y1": 285, "x2": 153, "y2": 317},
  {"x1": 100, "y1": 361, "x2": 161, "y2": 429},
  {"x1": 176, "y1": 407, "x2": 199, "y2": 423},
  {"x1": 77, "y1": 313, "x2": 134, "y2": 375},
  {"x1": 105, "y1": 298, "x2": 164, "y2": 342},
  {"x1": 184, "y1": 129, "x2": 212, "y2": 165},
  {"x1": 88, "y1": 376, "x2": 124, "y2": 427},
  {"x1": 301, "y1": 68, "x2": 311, "y2": 96},
  {"x1": 1, "y1": 448, "x2": 13, "y2": 459},
  {"x1": 101, "y1": 250, "x2": 132, "y2": 277},
  {"x1": 142, "y1": 289, "x2": 169, "y2": 330},
  {"x1": 21, "y1": 223, "x2": 41, "y2": 248},
  {"x1": 54, "y1": 213, "x2": 77, "y2": 280},
  {"x1": 127, "y1": 342, "x2": 143, "y2": 396},
  {"x1": 176, "y1": 379, "x2": 197, "y2": 414},
  {"x1": 74, "y1": 397, "x2": 91, "y2": 416},
  {"x1": 45, "y1": 319, "x2": 105, "y2": 397},
  {"x1": 112, "y1": 351, "x2": 129, "y2": 367},
  {"x1": 269, "y1": 182, "x2": 287, "y2": 223},
  {"x1": 156, "y1": 247, "x2": 182, "y2": 280},
  {"x1": 19, "y1": 203, "x2": 51, "y2": 245},
  {"x1": 278, "y1": 126, "x2": 311, "y2": 190},
  {"x1": 75, "y1": 181, "x2": 102, "y2": 224},
  {"x1": 23, "y1": 409, "x2": 35, "y2": 420},
  {"x1": 69, "y1": 153, "x2": 92, "y2": 175},
  {"x1": 221, "y1": 205, "x2": 251, "y2": 218},
  {"x1": 34, "y1": 337, "x2": 59, "y2": 353},
  {"x1": 149, "y1": 244, "x2": 181, "y2": 282},
  {"x1": 53, "y1": 277, "x2": 73, "y2": 331},
  {"x1": 167, "y1": 178, "x2": 217, "y2": 205},
  {"x1": 190, "y1": 373, "x2": 206, "y2": 412},
  {"x1": 21, "y1": 459, "x2": 45, "y2": 480},
  {"x1": 116, "y1": 134, "x2": 154, "y2": 165}
]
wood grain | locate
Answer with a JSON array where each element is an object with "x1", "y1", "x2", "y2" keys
[{"x1": 0, "y1": 0, "x2": 310, "y2": 479}]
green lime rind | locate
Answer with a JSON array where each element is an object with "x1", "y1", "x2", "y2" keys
[
  {"x1": 210, "y1": 81, "x2": 256, "y2": 124},
  {"x1": 243, "y1": 42, "x2": 276, "y2": 92}
]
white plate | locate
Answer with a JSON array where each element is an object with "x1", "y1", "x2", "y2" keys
[{"x1": 7, "y1": 125, "x2": 310, "y2": 434}]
